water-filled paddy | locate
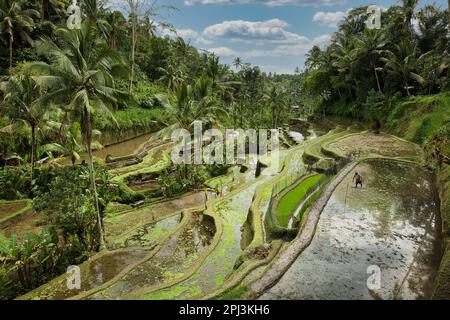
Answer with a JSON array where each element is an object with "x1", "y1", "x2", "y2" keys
[
  {"x1": 261, "y1": 159, "x2": 440, "y2": 300},
  {"x1": 88, "y1": 213, "x2": 216, "y2": 299}
]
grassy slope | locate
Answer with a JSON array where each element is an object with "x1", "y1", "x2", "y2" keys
[
  {"x1": 95, "y1": 107, "x2": 168, "y2": 133},
  {"x1": 276, "y1": 175, "x2": 323, "y2": 227},
  {"x1": 433, "y1": 164, "x2": 450, "y2": 299},
  {"x1": 384, "y1": 92, "x2": 449, "y2": 299},
  {"x1": 386, "y1": 93, "x2": 450, "y2": 156}
]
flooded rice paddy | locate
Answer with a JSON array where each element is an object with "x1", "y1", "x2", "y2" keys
[
  {"x1": 261, "y1": 159, "x2": 440, "y2": 300},
  {"x1": 142, "y1": 173, "x2": 273, "y2": 299},
  {"x1": 88, "y1": 213, "x2": 216, "y2": 299},
  {"x1": 62, "y1": 133, "x2": 154, "y2": 165},
  {"x1": 110, "y1": 213, "x2": 183, "y2": 249}
]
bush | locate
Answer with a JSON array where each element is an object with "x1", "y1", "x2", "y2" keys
[
  {"x1": 0, "y1": 229, "x2": 59, "y2": 299},
  {"x1": 413, "y1": 117, "x2": 434, "y2": 144},
  {"x1": 33, "y1": 164, "x2": 114, "y2": 252},
  {"x1": 158, "y1": 165, "x2": 211, "y2": 198},
  {"x1": 0, "y1": 166, "x2": 31, "y2": 200}
]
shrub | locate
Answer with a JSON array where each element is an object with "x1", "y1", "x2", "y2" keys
[
  {"x1": 0, "y1": 166, "x2": 31, "y2": 200},
  {"x1": 158, "y1": 165, "x2": 211, "y2": 198},
  {"x1": 413, "y1": 117, "x2": 434, "y2": 144},
  {"x1": 33, "y1": 164, "x2": 113, "y2": 252}
]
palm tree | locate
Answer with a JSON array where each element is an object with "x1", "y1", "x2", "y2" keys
[
  {"x1": 39, "y1": 0, "x2": 66, "y2": 22},
  {"x1": 157, "y1": 78, "x2": 225, "y2": 132},
  {"x1": 173, "y1": 37, "x2": 190, "y2": 65},
  {"x1": 106, "y1": 11, "x2": 127, "y2": 50},
  {"x1": 0, "y1": 68, "x2": 53, "y2": 181},
  {"x1": 400, "y1": 0, "x2": 419, "y2": 35},
  {"x1": 0, "y1": 0, "x2": 39, "y2": 70},
  {"x1": 353, "y1": 29, "x2": 387, "y2": 92},
  {"x1": 330, "y1": 33, "x2": 357, "y2": 96},
  {"x1": 263, "y1": 86, "x2": 287, "y2": 128},
  {"x1": 157, "y1": 64, "x2": 186, "y2": 90},
  {"x1": 305, "y1": 46, "x2": 325, "y2": 71},
  {"x1": 82, "y1": 0, "x2": 111, "y2": 41},
  {"x1": 206, "y1": 54, "x2": 223, "y2": 88},
  {"x1": 27, "y1": 22, "x2": 127, "y2": 250},
  {"x1": 382, "y1": 40, "x2": 431, "y2": 96},
  {"x1": 233, "y1": 57, "x2": 243, "y2": 71}
]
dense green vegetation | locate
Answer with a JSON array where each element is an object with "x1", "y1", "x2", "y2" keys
[
  {"x1": 0, "y1": 0, "x2": 303, "y2": 299},
  {"x1": 302, "y1": 2, "x2": 449, "y2": 152},
  {"x1": 0, "y1": 0, "x2": 448, "y2": 300}
]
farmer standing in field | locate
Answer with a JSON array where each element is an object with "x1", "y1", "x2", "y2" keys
[{"x1": 353, "y1": 172, "x2": 363, "y2": 188}]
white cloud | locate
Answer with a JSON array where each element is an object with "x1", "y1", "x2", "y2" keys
[
  {"x1": 313, "y1": 11, "x2": 347, "y2": 27},
  {"x1": 200, "y1": 17, "x2": 331, "y2": 60},
  {"x1": 207, "y1": 46, "x2": 239, "y2": 56},
  {"x1": 202, "y1": 19, "x2": 310, "y2": 45},
  {"x1": 204, "y1": 33, "x2": 330, "y2": 59},
  {"x1": 241, "y1": 34, "x2": 330, "y2": 57},
  {"x1": 184, "y1": 0, "x2": 346, "y2": 7},
  {"x1": 160, "y1": 28, "x2": 200, "y2": 42},
  {"x1": 176, "y1": 29, "x2": 199, "y2": 39}
]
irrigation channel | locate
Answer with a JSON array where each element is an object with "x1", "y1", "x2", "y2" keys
[{"x1": 7, "y1": 118, "x2": 444, "y2": 300}]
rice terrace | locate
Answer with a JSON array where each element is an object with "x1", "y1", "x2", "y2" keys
[{"x1": 0, "y1": 0, "x2": 449, "y2": 303}]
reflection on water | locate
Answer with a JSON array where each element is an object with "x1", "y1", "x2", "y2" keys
[
  {"x1": 261, "y1": 159, "x2": 440, "y2": 300},
  {"x1": 27, "y1": 250, "x2": 149, "y2": 300},
  {"x1": 110, "y1": 213, "x2": 183, "y2": 249},
  {"x1": 288, "y1": 131, "x2": 304, "y2": 144},
  {"x1": 88, "y1": 213, "x2": 216, "y2": 299},
  {"x1": 62, "y1": 133, "x2": 153, "y2": 165}
]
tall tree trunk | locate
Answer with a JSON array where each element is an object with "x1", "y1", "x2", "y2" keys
[
  {"x1": 405, "y1": 79, "x2": 411, "y2": 96},
  {"x1": 448, "y1": 0, "x2": 450, "y2": 28},
  {"x1": 129, "y1": 17, "x2": 136, "y2": 93},
  {"x1": 372, "y1": 62, "x2": 382, "y2": 92},
  {"x1": 41, "y1": 0, "x2": 45, "y2": 21},
  {"x1": 272, "y1": 105, "x2": 275, "y2": 128},
  {"x1": 84, "y1": 107, "x2": 106, "y2": 250},
  {"x1": 31, "y1": 125, "x2": 36, "y2": 182},
  {"x1": 233, "y1": 103, "x2": 237, "y2": 128},
  {"x1": 9, "y1": 34, "x2": 13, "y2": 71}
]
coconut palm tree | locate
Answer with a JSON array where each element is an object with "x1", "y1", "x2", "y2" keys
[
  {"x1": 26, "y1": 22, "x2": 127, "y2": 250},
  {"x1": 353, "y1": 28, "x2": 387, "y2": 92},
  {"x1": 157, "y1": 77, "x2": 226, "y2": 132},
  {"x1": 233, "y1": 57, "x2": 243, "y2": 71},
  {"x1": 382, "y1": 39, "x2": 431, "y2": 96},
  {"x1": 157, "y1": 64, "x2": 186, "y2": 90},
  {"x1": 263, "y1": 86, "x2": 288, "y2": 129},
  {"x1": 0, "y1": 67, "x2": 54, "y2": 181},
  {"x1": 39, "y1": 0, "x2": 66, "y2": 22},
  {"x1": 106, "y1": 11, "x2": 127, "y2": 49},
  {"x1": 0, "y1": 0, "x2": 39, "y2": 70},
  {"x1": 305, "y1": 45, "x2": 325, "y2": 71},
  {"x1": 82, "y1": 0, "x2": 111, "y2": 41},
  {"x1": 400, "y1": 0, "x2": 419, "y2": 35}
]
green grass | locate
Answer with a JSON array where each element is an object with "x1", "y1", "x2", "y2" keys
[
  {"x1": 432, "y1": 164, "x2": 450, "y2": 298},
  {"x1": 296, "y1": 187, "x2": 322, "y2": 223},
  {"x1": 276, "y1": 174, "x2": 323, "y2": 227},
  {"x1": 433, "y1": 242, "x2": 450, "y2": 299},
  {"x1": 218, "y1": 285, "x2": 248, "y2": 300},
  {"x1": 0, "y1": 232, "x2": 7, "y2": 244},
  {"x1": 386, "y1": 93, "x2": 450, "y2": 155},
  {"x1": 94, "y1": 107, "x2": 168, "y2": 132}
]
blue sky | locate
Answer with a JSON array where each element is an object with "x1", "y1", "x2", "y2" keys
[{"x1": 111, "y1": 0, "x2": 448, "y2": 74}]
